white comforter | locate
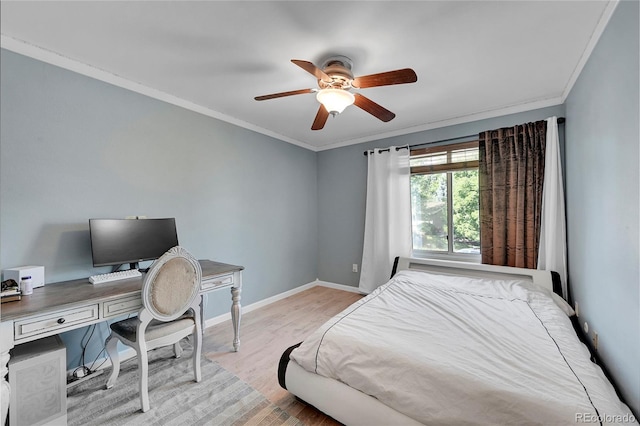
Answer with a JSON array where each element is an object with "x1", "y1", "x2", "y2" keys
[{"x1": 290, "y1": 270, "x2": 637, "y2": 425}]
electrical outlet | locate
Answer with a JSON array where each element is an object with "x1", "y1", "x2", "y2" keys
[
  {"x1": 575, "y1": 301, "x2": 579, "y2": 317},
  {"x1": 352, "y1": 264, "x2": 358, "y2": 273},
  {"x1": 592, "y1": 331, "x2": 599, "y2": 350}
]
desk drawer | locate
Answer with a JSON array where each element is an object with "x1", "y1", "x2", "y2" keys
[
  {"x1": 201, "y1": 273, "x2": 234, "y2": 291},
  {"x1": 14, "y1": 305, "x2": 99, "y2": 341},
  {"x1": 103, "y1": 295, "x2": 142, "y2": 318}
]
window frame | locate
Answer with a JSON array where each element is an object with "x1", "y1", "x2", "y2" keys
[{"x1": 410, "y1": 140, "x2": 481, "y2": 263}]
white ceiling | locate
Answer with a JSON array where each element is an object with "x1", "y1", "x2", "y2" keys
[{"x1": 1, "y1": 1, "x2": 616, "y2": 151}]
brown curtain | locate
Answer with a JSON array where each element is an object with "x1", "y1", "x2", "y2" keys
[{"x1": 479, "y1": 121, "x2": 546, "y2": 268}]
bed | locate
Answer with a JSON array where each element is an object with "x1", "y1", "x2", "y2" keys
[{"x1": 278, "y1": 257, "x2": 637, "y2": 425}]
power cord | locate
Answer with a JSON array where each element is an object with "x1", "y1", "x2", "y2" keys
[
  {"x1": 71, "y1": 365, "x2": 92, "y2": 379},
  {"x1": 70, "y1": 313, "x2": 135, "y2": 382},
  {"x1": 70, "y1": 324, "x2": 96, "y2": 379},
  {"x1": 87, "y1": 314, "x2": 135, "y2": 374},
  {"x1": 88, "y1": 347, "x2": 108, "y2": 372}
]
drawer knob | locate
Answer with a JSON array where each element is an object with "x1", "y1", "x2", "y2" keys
[{"x1": 57, "y1": 318, "x2": 65, "y2": 324}]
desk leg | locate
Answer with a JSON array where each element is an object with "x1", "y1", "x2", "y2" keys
[{"x1": 230, "y1": 286, "x2": 242, "y2": 352}]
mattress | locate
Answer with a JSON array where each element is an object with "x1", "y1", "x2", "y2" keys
[{"x1": 288, "y1": 270, "x2": 637, "y2": 425}]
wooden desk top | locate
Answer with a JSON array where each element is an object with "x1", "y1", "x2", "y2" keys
[
  {"x1": 0, "y1": 260, "x2": 243, "y2": 322},
  {"x1": 199, "y1": 260, "x2": 244, "y2": 277}
]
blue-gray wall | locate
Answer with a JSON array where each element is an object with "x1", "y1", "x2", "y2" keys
[
  {"x1": 564, "y1": 0, "x2": 639, "y2": 414},
  {"x1": 317, "y1": 5, "x2": 639, "y2": 413},
  {"x1": 2, "y1": 1, "x2": 638, "y2": 413},
  {"x1": 0, "y1": 49, "x2": 318, "y2": 368},
  {"x1": 317, "y1": 105, "x2": 565, "y2": 287}
]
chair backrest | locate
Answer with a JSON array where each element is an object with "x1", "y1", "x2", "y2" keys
[{"x1": 141, "y1": 246, "x2": 202, "y2": 322}]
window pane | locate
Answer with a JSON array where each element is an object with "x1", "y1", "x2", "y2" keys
[
  {"x1": 450, "y1": 147, "x2": 479, "y2": 163},
  {"x1": 410, "y1": 173, "x2": 448, "y2": 252},
  {"x1": 452, "y1": 169, "x2": 480, "y2": 253},
  {"x1": 410, "y1": 153, "x2": 448, "y2": 168}
]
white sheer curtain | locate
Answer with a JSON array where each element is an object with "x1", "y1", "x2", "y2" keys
[
  {"x1": 538, "y1": 116, "x2": 568, "y2": 298},
  {"x1": 359, "y1": 146, "x2": 412, "y2": 293}
]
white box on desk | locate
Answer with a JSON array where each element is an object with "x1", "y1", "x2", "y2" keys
[{"x1": 3, "y1": 266, "x2": 45, "y2": 288}]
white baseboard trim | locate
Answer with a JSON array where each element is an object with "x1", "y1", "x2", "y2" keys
[
  {"x1": 316, "y1": 280, "x2": 364, "y2": 294},
  {"x1": 67, "y1": 347, "x2": 137, "y2": 381},
  {"x1": 74, "y1": 279, "x2": 362, "y2": 378},
  {"x1": 203, "y1": 280, "x2": 318, "y2": 328},
  {"x1": 203, "y1": 279, "x2": 363, "y2": 328}
]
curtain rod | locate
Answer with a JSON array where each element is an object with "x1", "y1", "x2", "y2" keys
[{"x1": 363, "y1": 116, "x2": 565, "y2": 156}]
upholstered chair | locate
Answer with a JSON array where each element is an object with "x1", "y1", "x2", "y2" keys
[{"x1": 104, "y1": 246, "x2": 203, "y2": 412}]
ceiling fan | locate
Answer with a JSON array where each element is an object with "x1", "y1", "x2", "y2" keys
[{"x1": 254, "y1": 56, "x2": 417, "y2": 130}]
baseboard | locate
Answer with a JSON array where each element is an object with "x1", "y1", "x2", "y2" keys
[
  {"x1": 316, "y1": 280, "x2": 364, "y2": 294},
  {"x1": 66, "y1": 369, "x2": 103, "y2": 389},
  {"x1": 204, "y1": 280, "x2": 319, "y2": 328},
  {"x1": 77, "y1": 279, "x2": 361, "y2": 377},
  {"x1": 201, "y1": 280, "x2": 363, "y2": 328},
  {"x1": 67, "y1": 346, "x2": 137, "y2": 382}
]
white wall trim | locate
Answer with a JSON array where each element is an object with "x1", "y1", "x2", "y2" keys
[
  {"x1": 560, "y1": 0, "x2": 619, "y2": 102},
  {"x1": 315, "y1": 96, "x2": 563, "y2": 151},
  {"x1": 68, "y1": 279, "x2": 361, "y2": 377},
  {"x1": 202, "y1": 280, "x2": 363, "y2": 329},
  {"x1": 316, "y1": 280, "x2": 364, "y2": 294},
  {"x1": 67, "y1": 346, "x2": 137, "y2": 382},
  {"x1": 0, "y1": 34, "x2": 316, "y2": 152},
  {"x1": 203, "y1": 280, "x2": 320, "y2": 328},
  {"x1": 3, "y1": 29, "x2": 594, "y2": 154}
]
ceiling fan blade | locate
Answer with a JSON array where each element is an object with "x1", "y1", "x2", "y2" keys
[
  {"x1": 353, "y1": 93, "x2": 396, "y2": 122},
  {"x1": 311, "y1": 105, "x2": 330, "y2": 130},
  {"x1": 292, "y1": 59, "x2": 331, "y2": 83},
  {"x1": 254, "y1": 88, "x2": 314, "y2": 101},
  {"x1": 352, "y1": 68, "x2": 417, "y2": 89}
]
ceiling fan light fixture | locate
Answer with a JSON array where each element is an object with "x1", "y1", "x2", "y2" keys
[{"x1": 316, "y1": 88, "x2": 355, "y2": 115}]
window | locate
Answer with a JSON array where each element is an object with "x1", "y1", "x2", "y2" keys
[{"x1": 410, "y1": 141, "x2": 480, "y2": 259}]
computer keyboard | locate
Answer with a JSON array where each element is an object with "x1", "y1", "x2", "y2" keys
[{"x1": 89, "y1": 269, "x2": 142, "y2": 284}]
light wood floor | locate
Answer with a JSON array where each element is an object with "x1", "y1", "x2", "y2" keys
[{"x1": 203, "y1": 285, "x2": 364, "y2": 425}]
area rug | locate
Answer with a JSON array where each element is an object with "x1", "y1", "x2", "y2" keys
[{"x1": 67, "y1": 345, "x2": 303, "y2": 426}]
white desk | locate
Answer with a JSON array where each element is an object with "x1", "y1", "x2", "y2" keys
[{"x1": 0, "y1": 259, "x2": 243, "y2": 424}]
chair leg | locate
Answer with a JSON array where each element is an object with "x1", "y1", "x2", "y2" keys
[
  {"x1": 105, "y1": 335, "x2": 120, "y2": 389},
  {"x1": 138, "y1": 348, "x2": 150, "y2": 412},
  {"x1": 193, "y1": 327, "x2": 202, "y2": 383},
  {"x1": 173, "y1": 342, "x2": 183, "y2": 359}
]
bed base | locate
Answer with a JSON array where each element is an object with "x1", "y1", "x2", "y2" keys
[
  {"x1": 282, "y1": 357, "x2": 422, "y2": 426},
  {"x1": 278, "y1": 257, "x2": 560, "y2": 425}
]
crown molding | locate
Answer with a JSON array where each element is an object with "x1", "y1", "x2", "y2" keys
[
  {"x1": 560, "y1": 0, "x2": 619, "y2": 102},
  {"x1": 0, "y1": 34, "x2": 317, "y2": 151}
]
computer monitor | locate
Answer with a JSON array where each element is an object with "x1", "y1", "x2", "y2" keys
[{"x1": 89, "y1": 218, "x2": 179, "y2": 270}]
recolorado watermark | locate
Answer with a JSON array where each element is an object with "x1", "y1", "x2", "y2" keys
[{"x1": 575, "y1": 413, "x2": 637, "y2": 423}]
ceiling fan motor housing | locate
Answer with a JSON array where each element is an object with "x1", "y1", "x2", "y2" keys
[
  {"x1": 319, "y1": 56, "x2": 354, "y2": 89},
  {"x1": 255, "y1": 55, "x2": 416, "y2": 130}
]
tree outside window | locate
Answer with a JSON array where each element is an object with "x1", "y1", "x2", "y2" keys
[{"x1": 410, "y1": 142, "x2": 480, "y2": 258}]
